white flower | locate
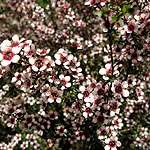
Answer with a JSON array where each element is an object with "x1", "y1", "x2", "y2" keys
[{"x1": 0, "y1": 50, "x2": 20, "y2": 66}]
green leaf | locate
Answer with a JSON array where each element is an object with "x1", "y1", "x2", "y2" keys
[
  {"x1": 122, "y1": 5, "x2": 128, "y2": 14},
  {"x1": 119, "y1": 19, "x2": 124, "y2": 26},
  {"x1": 36, "y1": 0, "x2": 49, "y2": 8},
  {"x1": 94, "y1": 11, "x2": 102, "y2": 16},
  {"x1": 112, "y1": 16, "x2": 117, "y2": 23},
  {"x1": 102, "y1": 7, "x2": 109, "y2": 17},
  {"x1": 122, "y1": 4, "x2": 131, "y2": 14}
]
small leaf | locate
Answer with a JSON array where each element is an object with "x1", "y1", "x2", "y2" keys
[
  {"x1": 112, "y1": 16, "x2": 117, "y2": 23},
  {"x1": 122, "y1": 5, "x2": 128, "y2": 14},
  {"x1": 119, "y1": 19, "x2": 124, "y2": 26},
  {"x1": 102, "y1": 7, "x2": 109, "y2": 17},
  {"x1": 94, "y1": 11, "x2": 102, "y2": 16}
]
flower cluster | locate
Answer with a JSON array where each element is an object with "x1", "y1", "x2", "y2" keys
[{"x1": 0, "y1": 0, "x2": 149, "y2": 149}]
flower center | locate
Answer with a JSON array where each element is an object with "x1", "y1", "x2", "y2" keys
[
  {"x1": 51, "y1": 91, "x2": 59, "y2": 98},
  {"x1": 115, "y1": 84, "x2": 122, "y2": 93},
  {"x1": 91, "y1": 83, "x2": 96, "y2": 88},
  {"x1": 60, "y1": 55, "x2": 67, "y2": 63},
  {"x1": 97, "y1": 88, "x2": 105, "y2": 96},
  {"x1": 109, "y1": 140, "x2": 116, "y2": 147},
  {"x1": 83, "y1": 90, "x2": 90, "y2": 97},
  {"x1": 35, "y1": 59, "x2": 43, "y2": 68},
  {"x1": 70, "y1": 61, "x2": 76, "y2": 67},
  {"x1": 131, "y1": 53, "x2": 137, "y2": 59},
  {"x1": 97, "y1": 115, "x2": 104, "y2": 123},
  {"x1": 128, "y1": 24, "x2": 135, "y2": 31},
  {"x1": 110, "y1": 103, "x2": 118, "y2": 110},
  {"x1": 85, "y1": 107, "x2": 92, "y2": 113},
  {"x1": 60, "y1": 80, "x2": 66, "y2": 86},
  {"x1": 101, "y1": 130, "x2": 107, "y2": 136},
  {"x1": 3, "y1": 51, "x2": 14, "y2": 60}
]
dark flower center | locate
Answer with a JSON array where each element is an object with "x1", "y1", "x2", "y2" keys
[
  {"x1": 51, "y1": 91, "x2": 59, "y2": 98},
  {"x1": 79, "y1": 131, "x2": 83, "y2": 136},
  {"x1": 35, "y1": 59, "x2": 43, "y2": 68},
  {"x1": 128, "y1": 24, "x2": 135, "y2": 31},
  {"x1": 17, "y1": 74, "x2": 22, "y2": 80},
  {"x1": 101, "y1": 130, "x2": 107, "y2": 135},
  {"x1": 115, "y1": 84, "x2": 122, "y2": 93},
  {"x1": 110, "y1": 103, "x2": 118, "y2": 110},
  {"x1": 8, "y1": 107, "x2": 14, "y2": 114},
  {"x1": 60, "y1": 80, "x2": 66, "y2": 86},
  {"x1": 28, "y1": 50, "x2": 34, "y2": 55},
  {"x1": 131, "y1": 53, "x2": 137, "y2": 59},
  {"x1": 61, "y1": 56, "x2": 67, "y2": 63},
  {"x1": 59, "y1": 128, "x2": 64, "y2": 133},
  {"x1": 85, "y1": 107, "x2": 92, "y2": 113},
  {"x1": 97, "y1": 115, "x2": 104, "y2": 123},
  {"x1": 10, "y1": 118, "x2": 15, "y2": 124},
  {"x1": 128, "y1": 79, "x2": 132, "y2": 84},
  {"x1": 116, "y1": 47, "x2": 121, "y2": 52},
  {"x1": 91, "y1": 83, "x2": 96, "y2": 88},
  {"x1": 3, "y1": 51, "x2": 14, "y2": 60},
  {"x1": 83, "y1": 90, "x2": 90, "y2": 97},
  {"x1": 109, "y1": 141, "x2": 116, "y2": 147},
  {"x1": 70, "y1": 61, "x2": 76, "y2": 67},
  {"x1": 50, "y1": 113, "x2": 55, "y2": 118},
  {"x1": 97, "y1": 88, "x2": 105, "y2": 96},
  {"x1": 26, "y1": 117, "x2": 32, "y2": 123}
]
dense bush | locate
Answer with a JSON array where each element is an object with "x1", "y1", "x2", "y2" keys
[{"x1": 0, "y1": 0, "x2": 149, "y2": 149}]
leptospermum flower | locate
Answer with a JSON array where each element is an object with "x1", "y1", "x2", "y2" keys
[
  {"x1": 0, "y1": 35, "x2": 23, "y2": 66},
  {"x1": 45, "y1": 56, "x2": 55, "y2": 71},
  {"x1": 64, "y1": 56, "x2": 80, "y2": 70},
  {"x1": 78, "y1": 85, "x2": 94, "y2": 103},
  {"x1": 93, "y1": 111, "x2": 109, "y2": 125},
  {"x1": 82, "y1": 103, "x2": 94, "y2": 118},
  {"x1": 93, "y1": 83, "x2": 106, "y2": 98},
  {"x1": 124, "y1": 20, "x2": 137, "y2": 33},
  {"x1": 99, "y1": 64, "x2": 119, "y2": 80},
  {"x1": 55, "y1": 74, "x2": 71, "y2": 90},
  {"x1": 112, "y1": 116, "x2": 123, "y2": 130},
  {"x1": 109, "y1": 100, "x2": 121, "y2": 116},
  {"x1": 97, "y1": 126, "x2": 109, "y2": 140},
  {"x1": 23, "y1": 43, "x2": 35, "y2": 58},
  {"x1": 111, "y1": 81, "x2": 129, "y2": 97},
  {"x1": 48, "y1": 87, "x2": 63, "y2": 103},
  {"x1": 11, "y1": 72, "x2": 23, "y2": 87},
  {"x1": 104, "y1": 137, "x2": 121, "y2": 150},
  {"x1": 29, "y1": 56, "x2": 50, "y2": 72},
  {"x1": 56, "y1": 125, "x2": 67, "y2": 136},
  {"x1": 54, "y1": 48, "x2": 73, "y2": 65}
]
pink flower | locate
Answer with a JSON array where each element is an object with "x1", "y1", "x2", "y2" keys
[
  {"x1": 29, "y1": 56, "x2": 50, "y2": 72},
  {"x1": 104, "y1": 137, "x2": 121, "y2": 150},
  {"x1": 111, "y1": 81, "x2": 129, "y2": 97},
  {"x1": 0, "y1": 35, "x2": 23, "y2": 66}
]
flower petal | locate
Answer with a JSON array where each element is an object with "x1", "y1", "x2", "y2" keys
[
  {"x1": 1, "y1": 60, "x2": 11, "y2": 66},
  {"x1": 12, "y1": 46, "x2": 21, "y2": 54},
  {"x1": 12, "y1": 35, "x2": 19, "y2": 42},
  {"x1": 123, "y1": 90, "x2": 129, "y2": 97},
  {"x1": 32, "y1": 65, "x2": 38, "y2": 72},
  {"x1": 99, "y1": 68, "x2": 106, "y2": 75},
  {"x1": 29, "y1": 57, "x2": 35, "y2": 65},
  {"x1": 11, "y1": 55, "x2": 20, "y2": 63},
  {"x1": 0, "y1": 53, "x2": 3, "y2": 61},
  {"x1": 122, "y1": 81, "x2": 128, "y2": 88}
]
